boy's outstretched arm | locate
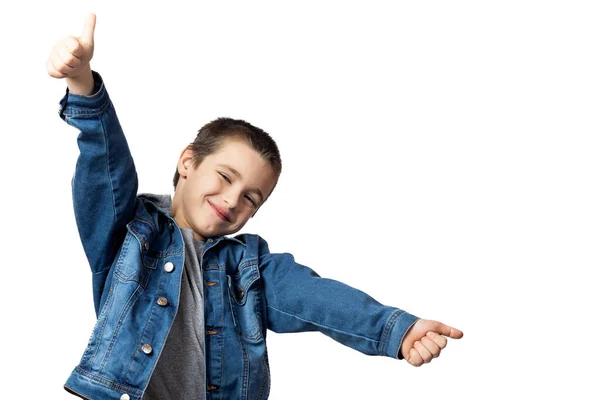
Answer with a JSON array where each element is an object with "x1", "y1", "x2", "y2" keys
[
  {"x1": 400, "y1": 319, "x2": 463, "y2": 367},
  {"x1": 48, "y1": 14, "x2": 139, "y2": 315},
  {"x1": 258, "y1": 237, "x2": 463, "y2": 366}
]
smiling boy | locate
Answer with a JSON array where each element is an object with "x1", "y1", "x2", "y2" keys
[
  {"x1": 49, "y1": 14, "x2": 463, "y2": 400},
  {"x1": 171, "y1": 121, "x2": 280, "y2": 241}
]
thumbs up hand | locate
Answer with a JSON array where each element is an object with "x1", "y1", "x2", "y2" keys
[
  {"x1": 47, "y1": 14, "x2": 97, "y2": 95},
  {"x1": 400, "y1": 319, "x2": 463, "y2": 367}
]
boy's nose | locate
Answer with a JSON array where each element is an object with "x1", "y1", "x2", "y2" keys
[{"x1": 223, "y1": 193, "x2": 238, "y2": 210}]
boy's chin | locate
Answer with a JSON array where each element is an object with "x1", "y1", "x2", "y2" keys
[{"x1": 199, "y1": 226, "x2": 240, "y2": 239}]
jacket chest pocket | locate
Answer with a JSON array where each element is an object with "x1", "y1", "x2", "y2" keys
[
  {"x1": 114, "y1": 231, "x2": 157, "y2": 287},
  {"x1": 227, "y1": 263, "x2": 263, "y2": 341}
]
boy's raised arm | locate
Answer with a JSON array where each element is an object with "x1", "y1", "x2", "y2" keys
[{"x1": 48, "y1": 14, "x2": 138, "y2": 314}]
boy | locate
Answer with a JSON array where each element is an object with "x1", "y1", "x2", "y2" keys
[{"x1": 48, "y1": 14, "x2": 463, "y2": 400}]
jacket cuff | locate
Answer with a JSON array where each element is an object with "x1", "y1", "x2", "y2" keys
[
  {"x1": 381, "y1": 310, "x2": 419, "y2": 360},
  {"x1": 58, "y1": 70, "x2": 108, "y2": 119}
]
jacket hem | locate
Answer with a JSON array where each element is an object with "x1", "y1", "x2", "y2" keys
[{"x1": 64, "y1": 366, "x2": 144, "y2": 400}]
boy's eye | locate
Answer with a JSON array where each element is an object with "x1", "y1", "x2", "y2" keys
[
  {"x1": 219, "y1": 172, "x2": 257, "y2": 207},
  {"x1": 245, "y1": 195, "x2": 257, "y2": 207},
  {"x1": 219, "y1": 172, "x2": 231, "y2": 183}
]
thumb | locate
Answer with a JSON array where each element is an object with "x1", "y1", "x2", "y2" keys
[
  {"x1": 80, "y1": 13, "x2": 96, "y2": 47},
  {"x1": 433, "y1": 322, "x2": 464, "y2": 339}
]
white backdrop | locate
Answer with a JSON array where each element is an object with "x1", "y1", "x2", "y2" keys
[{"x1": 0, "y1": 1, "x2": 598, "y2": 399}]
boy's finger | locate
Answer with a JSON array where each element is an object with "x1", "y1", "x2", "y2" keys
[
  {"x1": 414, "y1": 341, "x2": 433, "y2": 363},
  {"x1": 63, "y1": 36, "x2": 84, "y2": 58},
  {"x1": 420, "y1": 337, "x2": 441, "y2": 358},
  {"x1": 426, "y1": 331, "x2": 447, "y2": 349},
  {"x1": 47, "y1": 58, "x2": 67, "y2": 78},
  {"x1": 50, "y1": 51, "x2": 74, "y2": 76},
  {"x1": 408, "y1": 348, "x2": 423, "y2": 367},
  {"x1": 80, "y1": 13, "x2": 96, "y2": 47},
  {"x1": 433, "y1": 322, "x2": 463, "y2": 339},
  {"x1": 58, "y1": 45, "x2": 82, "y2": 69}
]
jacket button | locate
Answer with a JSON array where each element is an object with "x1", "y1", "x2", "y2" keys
[
  {"x1": 168, "y1": 221, "x2": 174, "y2": 230},
  {"x1": 206, "y1": 330, "x2": 218, "y2": 335},
  {"x1": 142, "y1": 344, "x2": 153, "y2": 354},
  {"x1": 207, "y1": 238, "x2": 214, "y2": 242},
  {"x1": 120, "y1": 395, "x2": 130, "y2": 400},
  {"x1": 143, "y1": 242, "x2": 149, "y2": 251},
  {"x1": 164, "y1": 262, "x2": 174, "y2": 273},
  {"x1": 157, "y1": 297, "x2": 168, "y2": 306},
  {"x1": 207, "y1": 385, "x2": 218, "y2": 391}
]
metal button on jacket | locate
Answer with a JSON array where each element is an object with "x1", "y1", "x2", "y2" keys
[
  {"x1": 120, "y1": 394, "x2": 130, "y2": 400},
  {"x1": 164, "y1": 262, "x2": 174, "y2": 273},
  {"x1": 142, "y1": 344, "x2": 153, "y2": 354},
  {"x1": 157, "y1": 297, "x2": 168, "y2": 306}
]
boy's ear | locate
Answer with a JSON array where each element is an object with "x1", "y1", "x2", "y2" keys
[{"x1": 177, "y1": 146, "x2": 195, "y2": 177}]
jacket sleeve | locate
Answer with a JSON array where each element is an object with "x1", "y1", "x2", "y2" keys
[
  {"x1": 257, "y1": 236, "x2": 419, "y2": 360},
  {"x1": 58, "y1": 71, "x2": 138, "y2": 313}
]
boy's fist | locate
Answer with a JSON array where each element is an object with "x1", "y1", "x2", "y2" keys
[
  {"x1": 46, "y1": 13, "x2": 96, "y2": 79},
  {"x1": 400, "y1": 319, "x2": 463, "y2": 367}
]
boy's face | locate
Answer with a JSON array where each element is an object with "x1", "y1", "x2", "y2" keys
[{"x1": 172, "y1": 138, "x2": 278, "y2": 242}]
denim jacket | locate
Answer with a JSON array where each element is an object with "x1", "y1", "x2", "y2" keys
[{"x1": 59, "y1": 71, "x2": 419, "y2": 400}]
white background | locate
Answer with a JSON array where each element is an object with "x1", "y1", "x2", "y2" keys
[{"x1": 0, "y1": 1, "x2": 598, "y2": 399}]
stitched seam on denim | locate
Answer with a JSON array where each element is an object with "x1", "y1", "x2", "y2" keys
[
  {"x1": 128, "y1": 218, "x2": 154, "y2": 248},
  {"x1": 259, "y1": 355, "x2": 268, "y2": 399},
  {"x1": 379, "y1": 309, "x2": 403, "y2": 356},
  {"x1": 97, "y1": 113, "x2": 120, "y2": 243},
  {"x1": 230, "y1": 292, "x2": 263, "y2": 340},
  {"x1": 132, "y1": 213, "x2": 154, "y2": 227},
  {"x1": 99, "y1": 284, "x2": 142, "y2": 373},
  {"x1": 114, "y1": 234, "x2": 135, "y2": 282},
  {"x1": 231, "y1": 277, "x2": 258, "y2": 306},
  {"x1": 115, "y1": 270, "x2": 146, "y2": 286},
  {"x1": 74, "y1": 366, "x2": 143, "y2": 396},
  {"x1": 82, "y1": 285, "x2": 115, "y2": 369},
  {"x1": 227, "y1": 266, "x2": 262, "y2": 339},
  {"x1": 129, "y1": 217, "x2": 155, "y2": 246},
  {"x1": 145, "y1": 245, "x2": 184, "y2": 259},
  {"x1": 247, "y1": 273, "x2": 265, "y2": 340},
  {"x1": 218, "y1": 269, "x2": 225, "y2": 396},
  {"x1": 379, "y1": 310, "x2": 402, "y2": 355},
  {"x1": 62, "y1": 97, "x2": 110, "y2": 117},
  {"x1": 239, "y1": 258, "x2": 258, "y2": 269},
  {"x1": 266, "y1": 304, "x2": 379, "y2": 343},
  {"x1": 204, "y1": 263, "x2": 221, "y2": 271},
  {"x1": 238, "y1": 327, "x2": 249, "y2": 400}
]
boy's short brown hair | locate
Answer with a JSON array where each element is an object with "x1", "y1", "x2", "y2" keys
[{"x1": 173, "y1": 118, "x2": 282, "y2": 200}]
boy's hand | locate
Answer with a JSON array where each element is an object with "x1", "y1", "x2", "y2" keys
[
  {"x1": 46, "y1": 13, "x2": 96, "y2": 95},
  {"x1": 400, "y1": 319, "x2": 463, "y2": 367}
]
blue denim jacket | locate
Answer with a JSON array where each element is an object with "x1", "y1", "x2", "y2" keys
[{"x1": 59, "y1": 71, "x2": 419, "y2": 400}]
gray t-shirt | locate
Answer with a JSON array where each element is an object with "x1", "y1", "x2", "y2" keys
[{"x1": 143, "y1": 228, "x2": 206, "y2": 400}]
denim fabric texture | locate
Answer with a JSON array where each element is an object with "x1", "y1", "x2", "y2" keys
[{"x1": 59, "y1": 71, "x2": 420, "y2": 400}]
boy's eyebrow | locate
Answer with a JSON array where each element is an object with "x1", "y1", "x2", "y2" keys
[{"x1": 217, "y1": 164, "x2": 265, "y2": 202}]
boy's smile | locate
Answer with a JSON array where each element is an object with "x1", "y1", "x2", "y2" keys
[
  {"x1": 171, "y1": 137, "x2": 278, "y2": 242},
  {"x1": 208, "y1": 201, "x2": 231, "y2": 222}
]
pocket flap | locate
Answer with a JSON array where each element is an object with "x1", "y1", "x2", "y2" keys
[{"x1": 228, "y1": 263, "x2": 259, "y2": 306}]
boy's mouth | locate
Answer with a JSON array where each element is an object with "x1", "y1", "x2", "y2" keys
[{"x1": 209, "y1": 202, "x2": 231, "y2": 222}]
